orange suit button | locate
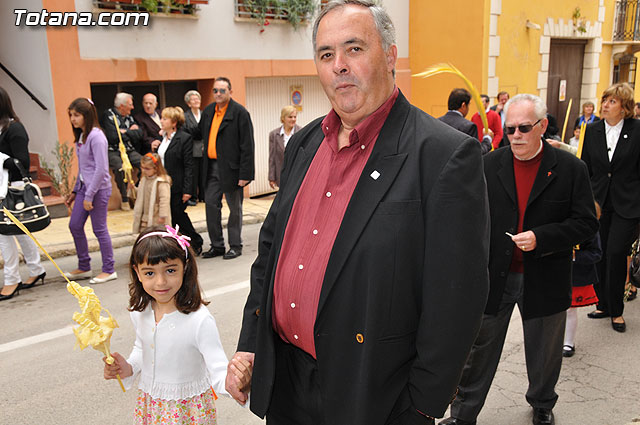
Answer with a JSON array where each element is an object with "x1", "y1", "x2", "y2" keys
[{"x1": 356, "y1": 333, "x2": 364, "y2": 344}]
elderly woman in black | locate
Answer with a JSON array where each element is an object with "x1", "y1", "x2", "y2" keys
[
  {"x1": 0, "y1": 87, "x2": 46, "y2": 301},
  {"x1": 582, "y1": 83, "x2": 640, "y2": 332}
]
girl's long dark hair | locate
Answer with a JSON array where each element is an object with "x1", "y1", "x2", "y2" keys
[
  {"x1": 68, "y1": 98, "x2": 100, "y2": 143},
  {"x1": 129, "y1": 226, "x2": 208, "y2": 313},
  {"x1": 0, "y1": 86, "x2": 19, "y2": 131}
]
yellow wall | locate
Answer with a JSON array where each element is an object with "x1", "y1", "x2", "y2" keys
[
  {"x1": 496, "y1": 1, "x2": 601, "y2": 97},
  {"x1": 409, "y1": 0, "x2": 488, "y2": 118}
]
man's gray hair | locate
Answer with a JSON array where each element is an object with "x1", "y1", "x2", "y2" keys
[
  {"x1": 312, "y1": 0, "x2": 396, "y2": 53},
  {"x1": 504, "y1": 94, "x2": 548, "y2": 120},
  {"x1": 114, "y1": 92, "x2": 133, "y2": 108},
  {"x1": 184, "y1": 90, "x2": 201, "y2": 105}
]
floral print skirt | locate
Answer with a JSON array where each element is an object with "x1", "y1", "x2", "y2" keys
[{"x1": 134, "y1": 388, "x2": 217, "y2": 424}]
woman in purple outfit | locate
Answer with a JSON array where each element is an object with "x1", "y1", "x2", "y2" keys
[{"x1": 64, "y1": 98, "x2": 116, "y2": 284}]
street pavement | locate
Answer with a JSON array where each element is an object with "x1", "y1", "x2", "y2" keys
[{"x1": 1, "y1": 218, "x2": 640, "y2": 424}]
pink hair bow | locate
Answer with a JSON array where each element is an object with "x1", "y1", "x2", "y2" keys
[{"x1": 137, "y1": 224, "x2": 192, "y2": 257}]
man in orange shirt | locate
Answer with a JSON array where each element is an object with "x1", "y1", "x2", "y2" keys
[{"x1": 194, "y1": 77, "x2": 255, "y2": 259}]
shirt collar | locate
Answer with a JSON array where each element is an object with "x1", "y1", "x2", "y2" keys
[
  {"x1": 280, "y1": 125, "x2": 296, "y2": 136},
  {"x1": 215, "y1": 102, "x2": 229, "y2": 115},
  {"x1": 448, "y1": 110, "x2": 464, "y2": 117},
  {"x1": 605, "y1": 118, "x2": 624, "y2": 133},
  {"x1": 321, "y1": 86, "x2": 399, "y2": 153}
]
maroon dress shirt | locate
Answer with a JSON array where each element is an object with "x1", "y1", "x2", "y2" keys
[{"x1": 272, "y1": 87, "x2": 400, "y2": 358}]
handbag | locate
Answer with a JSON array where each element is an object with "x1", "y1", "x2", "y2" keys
[
  {"x1": 629, "y1": 239, "x2": 640, "y2": 288},
  {"x1": 0, "y1": 159, "x2": 51, "y2": 235}
]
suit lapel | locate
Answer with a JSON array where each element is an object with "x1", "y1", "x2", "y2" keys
[
  {"x1": 611, "y1": 118, "x2": 633, "y2": 167},
  {"x1": 497, "y1": 149, "x2": 517, "y2": 206},
  {"x1": 527, "y1": 141, "x2": 557, "y2": 208},
  {"x1": 316, "y1": 94, "x2": 410, "y2": 317},
  {"x1": 590, "y1": 120, "x2": 609, "y2": 167}
]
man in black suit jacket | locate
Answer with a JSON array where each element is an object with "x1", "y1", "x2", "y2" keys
[
  {"x1": 441, "y1": 94, "x2": 598, "y2": 425},
  {"x1": 192, "y1": 77, "x2": 254, "y2": 260},
  {"x1": 439, "y1": 89, "x2": 491, "y2": 154},
  {"x1": 133, "y1": 93, "x2": 162, "y2": 154},
  {"x1": 225, "y1": 2, "x2": 490, "y2": 424}
]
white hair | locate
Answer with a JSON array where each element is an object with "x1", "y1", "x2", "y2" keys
[
  {"x1": 114, "y1": 92, "x2": 133, "y2": 108},
  {"x1": 504, "y1": 94, "x2": 547, "y2": 120},
  {"x1": 184, "y1": 90, "x2": 201, "y2": 105}
]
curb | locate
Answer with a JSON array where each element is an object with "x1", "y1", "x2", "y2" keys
[{"x1": 1, "y1": 213, "x2": 267, "y2": 266}]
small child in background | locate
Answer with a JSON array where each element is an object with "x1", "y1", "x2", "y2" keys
[
  {"x1": 132, "y1": 153, "x2": 172, "y2": 233},
  {"x1": 103, "y1": 226, "x2": 252, "y2": 424},
  {"x1": 569, "y1": 125, "x2": 581, "y2": 149},
  {"x1": 563, "y1": 202, "x2": 602, "y2": 358}
]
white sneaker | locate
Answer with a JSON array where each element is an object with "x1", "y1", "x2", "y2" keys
[
  {"x1": 64, "y1": 270, "x2": 92, "y2": 280},
  {"x1": 89, "y1": 272, "x2": 118, "y2": 284}
]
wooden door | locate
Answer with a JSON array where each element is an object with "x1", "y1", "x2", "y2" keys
[{"x1": 547, "y1": 39, "x2": 586, "y2": 142}]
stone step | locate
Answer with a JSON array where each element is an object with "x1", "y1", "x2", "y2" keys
[{"x1": 42, "y1": 194, "x2": 68, "y2": 219}]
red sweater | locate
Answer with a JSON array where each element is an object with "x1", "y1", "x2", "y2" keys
[
  {"x1": 471, "y1": 109, "x2": 503, "y2": 149},
  {"x1": 510, "y1": 146, "x2": 544, "y2": 272}
]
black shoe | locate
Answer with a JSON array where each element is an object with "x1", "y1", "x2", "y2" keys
[
  {"x1": 611, "y1": 318, "x2": 626, "y2": 333},
  {"x1": 192, "y1": 244, "x2": 202, "y2": 256},
  {"x1": 562, "y1": 344, "x2": 575, "y2": 358},
  {"x1": 587, "y1": 310, "x2": 609, "y2": 319},
  {"x1": 0, "y1": 284, "x2": 20, "y2": 301},
  {"x1": 202, "y1": 247, "x2": 225, "y2": 258},
  {"x1": 439, "y1": 418, "x2": 476, "y2": 425},
  {"x1": 532, "y1": 407, "x2": 554, "y2": 425},
  {"x1": 19, "y1": 272, "x2": 46, "y2": 290},
  {"x1": 628, "y1": 289, "x2": 638, "y2": 301},
  {"x1": 186, "y1": 199, "x2": 197, "y2": 207},
  {"x1": 223, "y1": 248, "x2": 242, "y2": 260}
]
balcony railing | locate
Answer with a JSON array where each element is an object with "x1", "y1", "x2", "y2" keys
[
  {"x1": 613, "y1": 0, "x2": 640, "y2": 41},
  {"x1": 235, "y1": 0, "x2": 328, "y2": 29},
  {"x1": 93, "y1": 1, "x2": 208, "y2": 16}
]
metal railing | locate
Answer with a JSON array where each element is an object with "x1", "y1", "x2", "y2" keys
[
  {"x1": 613, "y1": 0, "x2": 640, "y2": 41},
  {"x1": 234, "y1": 0, "x2": 326, "y2": 23},
  {"x1": 92, "y1": 1, "x2": 206, "y2": 16}
]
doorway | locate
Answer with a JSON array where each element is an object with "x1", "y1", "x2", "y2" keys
[{"x1": 547, "y1": 39, "x2": 586, "y2": 141}]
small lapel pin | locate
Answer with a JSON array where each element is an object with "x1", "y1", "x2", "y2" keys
[
  {"x1": 547, "y1": 171, "x2": 552, "y2": 177},
  {"x1": 624, "y1": 134, "x2": 628, "y2": 139},
  {"x1": 370, "y1": 170, "x2": 381, "y2": 180}
]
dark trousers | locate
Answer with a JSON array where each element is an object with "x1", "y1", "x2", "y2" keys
[
  {"x1": 170, "y1": 193, "x2": 203, "y2": 250},
  {"x1": 595, "y1": 208, "x2": 639, "y2": 317},
  {"x1": 267, "y1": 338, "x2": 324, "y2": 425},
  {"x1": 192, "y1": 155, "x2": 205, "y2": 201},
  {"x1": 204, "y1": 159, "x2": 243, "y2": 251},
  {"x1": 108, "y1": 149, "x2": 141, "y2": 201},
  {"x1": 450, "y1": 273, "x2": 566, "y2": 422}
]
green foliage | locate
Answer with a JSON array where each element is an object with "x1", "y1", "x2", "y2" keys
[
  {"x1": 41, "y1": 142, "x2": 76, "y2": 200},
  {"x1": 242, "y1": 0, "x2": 317, "y2": 31}
]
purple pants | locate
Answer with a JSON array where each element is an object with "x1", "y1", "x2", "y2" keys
[{"x1": 68, "y1": 185, "x2": 115, "y2": 273}]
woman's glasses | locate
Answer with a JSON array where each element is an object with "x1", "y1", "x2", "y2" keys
[{"x1": 505, "y1": 119, "x2": 541, "y2": 135}]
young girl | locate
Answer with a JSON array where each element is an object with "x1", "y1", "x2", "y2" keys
[
  {"x1": 563, "y1": 202, "x2": 603, "y2": 357},
  {"x1": 104, "y1": 225, "x2": 251, "y2": 424},
  {"x1": 64, "y1": 98, "x2": 116, "y2": 285},
  {"x1": 132, "y1": 153, "x2": 172, "y2": 233}
]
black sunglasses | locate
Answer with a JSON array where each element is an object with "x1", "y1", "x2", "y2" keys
[
  {"x1": 505, "y1": 119, "x2": 541, "y2": 135},
  {"x1": 213, "y1": 88, "x2": 227, "y2": 94}
]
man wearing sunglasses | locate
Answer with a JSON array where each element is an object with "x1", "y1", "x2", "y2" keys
[
  {"x1": 441, "y1": 94, "x2": 598, "y2": 425},
  {"x1": 192, "y1": 76, "x2": 255, "y2": 260}
]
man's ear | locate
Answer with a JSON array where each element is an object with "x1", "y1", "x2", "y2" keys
[{"x1": 386, "y1": 44, "x2": 398, "y2": 73}]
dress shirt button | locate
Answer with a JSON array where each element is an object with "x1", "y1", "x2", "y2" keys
[
  {"x1": 326, "y1": 191, "x2": 332, "y2": 198},
  {"x1": 313, "y1": 229, "x2": 318, "y2": 235},
  {"x1": 356, "y1": 333, "x2": 364, "y2": 344},
  {"x1": 298, "y1": 264, "x2": 304, "y2": 270},
  {"x1": 500, "y1": 271, "x2": 506, "y2": 277},
  {"x1": 294, "y1": 334, "x2": 299, "y2": 340},
  {"x1": 291, "y1": 302, "x2": 296, "y2": 308},
  {"x1": 607, "y1": 173, "x2": 612, "y2": 177}
]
